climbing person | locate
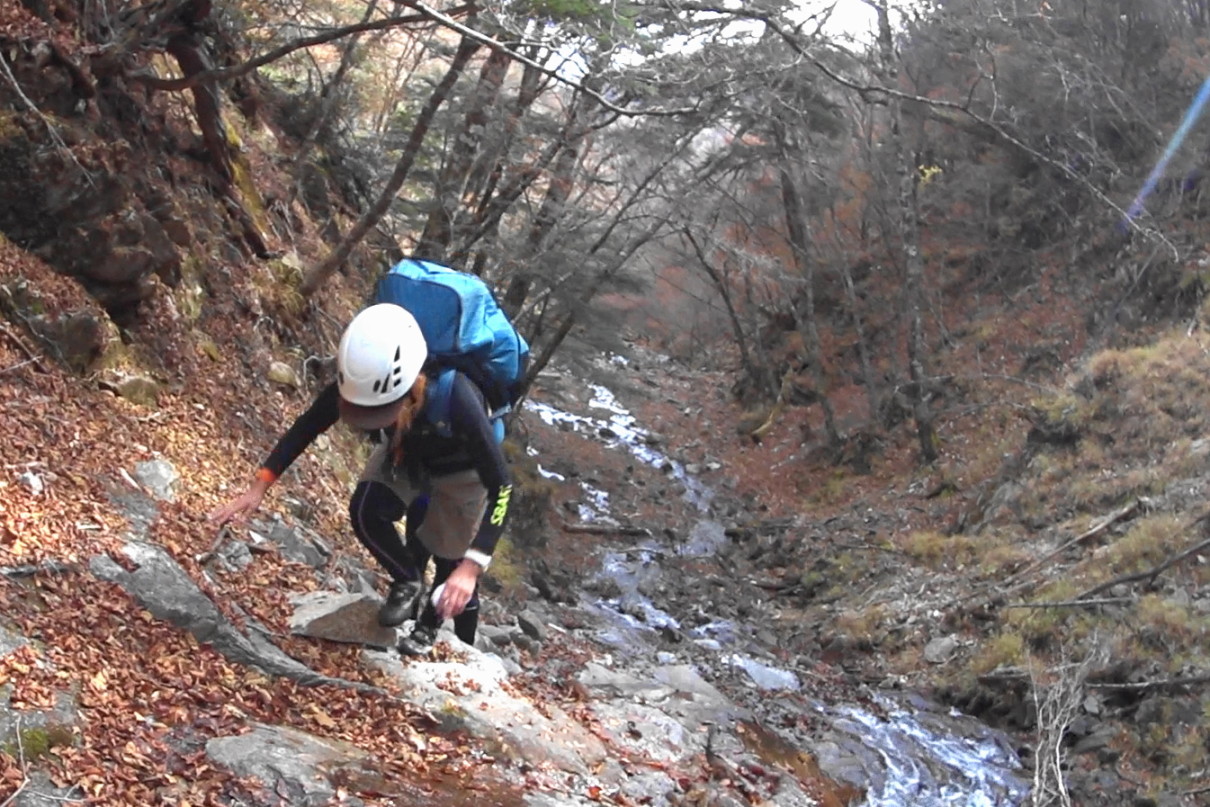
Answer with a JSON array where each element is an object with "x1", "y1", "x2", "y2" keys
[{"x1": 209, "y1": 259, "x2": 527, "y2": 656}]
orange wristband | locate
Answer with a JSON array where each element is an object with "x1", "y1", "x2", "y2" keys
[{"x1": 254, "y1": 468, "x2": 278, "y2": 484}]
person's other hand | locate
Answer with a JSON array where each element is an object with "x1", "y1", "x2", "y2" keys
[
  {"x1": 436, "y1": 559, "x2": 481, "y2": 620},
  {"x1": 208, "y1": 482, "x2": 268, "y2": 526}
]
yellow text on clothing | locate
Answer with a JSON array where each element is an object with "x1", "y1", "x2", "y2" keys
[{"x1": 490, "y1": 485, "x2": 513, "y2": 526}]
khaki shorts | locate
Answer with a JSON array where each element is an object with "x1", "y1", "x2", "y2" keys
[{"x1": 359, "y1": 443, "x2": 488, "y2": 560}]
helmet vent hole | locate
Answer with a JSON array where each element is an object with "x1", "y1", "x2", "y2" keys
[
  {"x1": 393, "y1": 366, "x2": 402, "y2": 376},
  {"x1": 393, "y1": 378, "x2": 403, "y2": 388},
  {"x1": 394, "y1": 346, "x2": 401, "y2": 362},
  {"x1": 372, "y1": 380, "x2": 381, "y2": 393},
  {"x1": 338, "y1": 371, "x2": 344, "y2": 385}
]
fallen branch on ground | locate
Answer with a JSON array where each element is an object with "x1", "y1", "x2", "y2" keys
[
  {"x1": 562, "y1": 523, "x2": 652, "y2": 537},
  {"x1": 1087, "y1": 673, "x2": 1210, "y2": 693},
  {"x1": 0, "y1": 560, "x2": 79, "y2": 578},
  {"x1": 1005, "y1": 597, "x2": 1134, "y2": 610},
  {"x1": 0, "y1": 323, "x2": 48, "y2": 374},
  {"x1": 1075, "y1": 534, "x2": 1210, "y2": 602},
  {"x1": 1002, "y1": 499, "x2": 1145, "y2": 589}
]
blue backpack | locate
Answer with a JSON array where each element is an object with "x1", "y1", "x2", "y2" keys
[{"x1": 374, "y1": 258, "x2": 530, "y2": 440}]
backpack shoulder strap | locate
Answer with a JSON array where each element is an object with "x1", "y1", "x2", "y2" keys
[
  {"x1": 422, "y1": 367, "x2": 507, "y2": 443},
  {"x1": 422, "y1": 368, "x2": 458, "y2": 438}
]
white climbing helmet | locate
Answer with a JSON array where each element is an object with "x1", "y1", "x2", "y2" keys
[{"x1": 336, "y1": 303, "x2": 427, "y2": 430}]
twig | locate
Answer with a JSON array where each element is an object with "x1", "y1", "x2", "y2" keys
[
  {"x1": 0, "y1": 322, "x2": 48, "y2": 374},
  {"x1": 1028, "y1": 647, "x2": 1102, "y2": 807},
  {"x1": 0, "y1": 716, "x2": 29, "y2": 807},
  {"x1": 0, "y1": 358, "x2": 37, "y2": 375},
  {"x1": 1005, "y1": 597, "x2": 1133, "y2": 609},
  {"x1": 1088, "y1": 673, "x2": 1210, "y2": 693},
  {"x1": 196, "y1": 525, "x2": 232, "y2": 564},
  {"x1": 0, "y1": 55, "x2": 93, "y2": 185},
  {"x1": 404, "y1": 1, "x2": 700, "y2": 117},
  {"x1": 1075, "y1": 535, "x2": 1210, "y2": 601}
]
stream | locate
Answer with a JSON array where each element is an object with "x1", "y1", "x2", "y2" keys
[{"x1": 526, "y1": 364, "x2": 1030, "y2": 807}]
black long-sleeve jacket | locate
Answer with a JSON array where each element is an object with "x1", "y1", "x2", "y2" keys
[{"x1": 259, "y1": 372, "x2": 512, "y2": 557}]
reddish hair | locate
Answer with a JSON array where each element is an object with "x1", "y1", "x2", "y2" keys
[{"x1": 389, "y1": 372, "x2": 428, "y2": 464}]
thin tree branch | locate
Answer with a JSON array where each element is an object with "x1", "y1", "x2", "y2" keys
[
  {"x1": 128, "y1": 8, "x2": 452, "y2": 90},
  {"x1": 0, "y1": 56, "x2": 93, "y2": 183},
  {"x1": 404, "y1": 1, "x2": 702, "y2": 117},
  {"x1": 301, "y1": 33, "x2": 481, "y2": 295},
  {"x1": 645, "y1": 0, "x2": 1178, "y2": 255},
  {"x1": 0, "y1": 716, "x2": 29, "y2": 807}
]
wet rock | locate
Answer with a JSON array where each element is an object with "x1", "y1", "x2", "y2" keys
[
  {"x1": 207, "y1": 723, "x2": 375, "y2": 807},
  {"x1": 288, "y1": 592, "x2": 397, "y2": 649},
  {"x1": 133, "y1": 458, "x2": 178, "y2": 502}
]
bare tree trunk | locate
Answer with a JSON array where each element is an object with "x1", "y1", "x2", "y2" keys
[
  {"x1": 164, "y1": 15, "x2": 270, "y2": 258},
  {"x1": 288, "y1": 0, "x2": 379, "y2": 206},
  {"x1": 876, "y1": 0, "x2": 937, "y2": 463},
  {"x1": 415, "y1": 46, "x2": 512, "y2": 262},
  {"x1": 500, "y1": 88, "x2": 600, "y2": 317},
  {"x1": 776, "y1": 141, "x2": 840, "y2": 447},
  {"x1": 301, "y1": 35, "x2": 480, "y2": 297},
  {"x1": 517, "y1": 219, "x2": 662, "y2": 400},
  {"x1": 681, "y1": 228, "x2": 759, "y2": 382},
  {"x1": 839, "y1": 262, "x2": 879, "y2": 421}
]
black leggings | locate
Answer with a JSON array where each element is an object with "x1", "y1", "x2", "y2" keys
[{"x1": 349, "y1": 480, "x2": 479, "y2": 643}]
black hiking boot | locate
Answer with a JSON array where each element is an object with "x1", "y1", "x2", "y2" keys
[
  {"x1": 397, "y1": 623, "x2": 437, "y2": 657},
  {"x1": 378, "y1": 580, "x2": 423, "y2": 627}
]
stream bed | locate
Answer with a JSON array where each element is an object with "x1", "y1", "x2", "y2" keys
[{"x1": 526, "y1": 367, "x2": 1030, "y2": 806}]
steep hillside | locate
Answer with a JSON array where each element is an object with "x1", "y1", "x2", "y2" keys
[{"x1": 4, "y1": 1, "x2": 1210, "y2": 805}]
